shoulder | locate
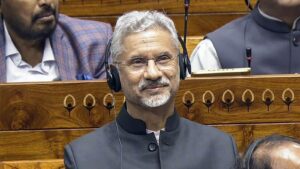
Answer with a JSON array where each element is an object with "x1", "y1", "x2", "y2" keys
[
  {"x1": 179, "y1": 118, "x2": 235, "y2": 146},
  {"x1": 64, "y1": 122, "x2": 120, "y2": 168},
  {"x1": 207, "y1": 14, "x2": 251, "y2": 39},
  {"x1": 57, "y1": 14, "x2": 112, "y2": 35},
  {"x1": 179, "y1": 119, "x2": 239, "y2": 168},
  {"x1": 67, "y1": 122, "x2": 116, "y2": 154}
]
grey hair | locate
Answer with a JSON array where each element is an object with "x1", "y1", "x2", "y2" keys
[{"x1": 110, "y1": 11, "x2": 180, "y2": 62}]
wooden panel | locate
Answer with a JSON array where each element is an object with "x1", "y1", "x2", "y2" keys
[
  {"x1": 0, "y1": 160, "x2": 64, "y2": 169},
  {"x1": 0, "y1": 123, "x2": 300, "y2": 161},
  {"x1": 185, "y1": 36, "x2": 202, "y2": 55},
  {"x1": 177, "y1": 75, "x2": 300, "y2": 124},
  {"x1": 0, "y1": 129, "x2": 91, "y2": 161},
  {"x1": 2, "y1": 75, "x2": 300, "y2": 131},
  {"x1": 59, "y1": 0, "x2": 251, "y2": 35},
  {"x1": 60, "y1": 0, "x2": 253, "y2": 16},
  {"x1": 80, "y1": 14, "x2": 245, "y2": 36}
]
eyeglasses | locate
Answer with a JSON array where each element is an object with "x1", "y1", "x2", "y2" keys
[{"x1": 114, "y1": 53, "x2": 178, "y2": 71}]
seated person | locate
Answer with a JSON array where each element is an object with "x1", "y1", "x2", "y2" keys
[
  {"x1": 244, "y1": 135, "x2": 300, "y2": 169},
  {"x1": 64, "y1": 11, "x2": 240, "y2": 169},
  {"x1": 0, "y1": 0, "x2": 112, "y2": 82},
  {"x1": 190, "y1": 0, "x2": 300, "y2": 74}
]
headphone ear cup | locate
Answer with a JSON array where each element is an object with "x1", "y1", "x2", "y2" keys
[
  {"x1": 107, "y1": 65, "x2": 122, "y2": 92},
  {"x1": 178, "y1": 53, "x2": 186, "y2": 80}
]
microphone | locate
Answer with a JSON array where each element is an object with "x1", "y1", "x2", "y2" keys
[
  {"x1": 184, "y1": 0, "x2": 190, "y2": 46},
  {"x1": 246, "y1": 48, "x2": 252, "y2": 68}
]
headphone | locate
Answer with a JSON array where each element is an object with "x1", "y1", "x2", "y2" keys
[{"x1": 104, "y1": 35, "x2": 191, "y2": 92}]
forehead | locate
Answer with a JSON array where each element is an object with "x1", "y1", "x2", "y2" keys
[{"x1": 120, "y1": 29, "x2": 177, "y2": 58}]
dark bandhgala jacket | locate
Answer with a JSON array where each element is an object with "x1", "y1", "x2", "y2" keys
[
  {"x1": 0, "y1": 14, "x2": 112, "y2": 82},
  {"x1": 206, "y1": 6, "x2": 300, "y2": 74},
  {"x1": 64, "y1": 105, "x2": 239, "y2": 169}
]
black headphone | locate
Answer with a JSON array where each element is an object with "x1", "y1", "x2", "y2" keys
[{"x1": 104, "y1": 35, "x2": 191, "y2": 92}]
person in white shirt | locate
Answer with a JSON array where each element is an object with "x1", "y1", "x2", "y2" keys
[
  {"x1": 190, "y1": 0, "x2": 300, "y2": 74},
  {"x1": 0, "y1": 0, "x2": 112, "y2": 82}
]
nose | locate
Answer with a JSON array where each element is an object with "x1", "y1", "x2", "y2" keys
[{"x1": 144, "y1": 60, "x2": 163, "y2": 80}]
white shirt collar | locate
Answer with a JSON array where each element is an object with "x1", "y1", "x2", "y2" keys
[
  {"x1": 146, "y1": 128, "x2": 165, "y2": 144},
  {"x1": 4, "y1": 21, "x2": 18, "y2": 57},
  {"x1": 4, "y1": 21, "x2": 55, "y2": 73},
  {"x1": 4, "y1": 20, "x2": 59, "y2": 82}
]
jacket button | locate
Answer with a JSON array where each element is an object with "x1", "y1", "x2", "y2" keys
[
  {"x1": 293, "y1": 37, "x2": 299, "y2": 46},
  {"x1": 148, "y1": 143, "x2": 158, "y2": 152}
]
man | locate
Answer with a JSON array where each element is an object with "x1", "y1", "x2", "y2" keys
[
  {"x1": 190, "y1": 0, "x2": 300, "y2": 74},
  {"x1": 243, "y1": 135, "x2": 300, "y2": 169},
  {"x1": 64, "y1": 11, "x2": 239, "y2": 169},
  {"x1": 0, "y1": 0, "x2": 112, "y2": 82}
]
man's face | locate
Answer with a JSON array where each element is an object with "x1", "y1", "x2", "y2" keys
[
  {"x1": 0, "y1": 0, "x2": 59, "y2": 40},
  {"x1": 118, "y1": 29, "x2": 180, "y2": 108}
]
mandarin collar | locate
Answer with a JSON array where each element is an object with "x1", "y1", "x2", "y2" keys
[
  {"x1": 116, "y1": 104, "x2": 180, "y2": 135},
  {"x1": 252, "y1": 5, "x2": 300, "y2": 33}
]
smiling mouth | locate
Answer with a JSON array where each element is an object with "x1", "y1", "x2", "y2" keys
[{"x1": 142, "y1": 84, "x2": 168, "y2": 90}]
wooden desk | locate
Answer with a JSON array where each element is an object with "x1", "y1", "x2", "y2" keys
[{"x1": 0, "y1": 74, "x2": 299, "y2": 165}]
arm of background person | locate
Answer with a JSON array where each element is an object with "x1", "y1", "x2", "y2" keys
[{"x1": 190, "y1": 38, "x2": 222, "y2": 72}]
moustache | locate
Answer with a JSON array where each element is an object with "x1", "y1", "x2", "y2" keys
[
  {"x1": 32, "y1": 6, "x2": 56, "y2": 22},
  {"x1": 138, "y1": 78, "x2": 170, "y2": 91}
]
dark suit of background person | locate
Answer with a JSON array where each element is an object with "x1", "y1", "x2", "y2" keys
[
  {"x1": 243, "y1": 135, "x2": 300, "y2": 169},
  {"x1": 0, "y1": 0, "x2": 112, "y2": 82},
  {"x1": 64, "y1": 11, "x2": 239, "y2": 169},
  {"x1": 190, "y1": 0, "x2": 300, "y2": 74}
]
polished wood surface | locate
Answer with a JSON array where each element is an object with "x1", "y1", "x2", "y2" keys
[
  {"x1": 2, "y1": 75, "x2": 300, "y2": 131},
  {"x1": 59, "y1": 0, "x2": 255, "y2": 35},
  {"x1": 1, "y1": 75, "x2": 300, "y2": 162},
  {"x1": 0, "y1": 159, "x2": 64, "y2": 169}
]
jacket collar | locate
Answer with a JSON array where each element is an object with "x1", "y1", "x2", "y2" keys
[
  {"x1": 50, "y1": 15, "x2": 72, "y2": 81},
  {"x1": 252, "y1": 5, "x2": 300, "y2": 33},
  {"x1": 116, "y1": 103, "x2": 180, "y2": 135},
  {"x1": 0, "y1": 17, "x2": 6, "y2": 82}
]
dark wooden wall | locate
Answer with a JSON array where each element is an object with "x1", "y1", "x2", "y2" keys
[{"x1": 59, "y1": 0, "x2": 256, "y2": 36}]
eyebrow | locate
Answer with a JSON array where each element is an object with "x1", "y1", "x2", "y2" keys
[{"x1": 129, "y1": 51, "x2": 173, "y2": 59}]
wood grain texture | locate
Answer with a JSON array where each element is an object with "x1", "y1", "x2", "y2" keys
[
  {"x1": 0, "y1": 123, "x2": 299, "y2": 161},
  {"x1": 0, "y1": 159, "x2": 64, "y2": 169},
  {"x1": 177, "y1": 75, "x2": 300, "y2": 124},
  {"x1": 81, "y1": 14, "x2": 245, "y2": 36},
  {"x1": 2, "y1": 75, "x2": 300, "y2": 131},
  {"x1": 60, "y1": 0, "x2": 251, "y2": 16},
  {"x1": 0, "y1": 129, "x2": 92, "y2": 161},
  {"x1": 59, "y1": 0, "x2": 251, "y2": 35}
]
